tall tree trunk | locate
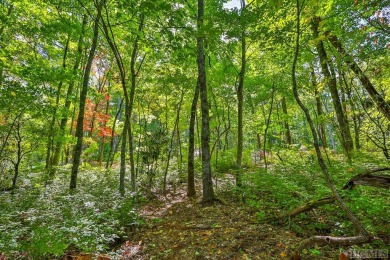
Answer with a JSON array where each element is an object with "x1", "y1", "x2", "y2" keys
[
  {"x1": 293, "y1": 1, "x2": 369, "y2": 238},
  {"x1": 106, "y1": 99, "x2": 123, "y2": 169},
  {"x1": 164, "y1": 91, "x2": 184, "y2": 192},
  {"x1": 46, "y1": 35, "x2": 69, "y2": 176},
  {"x1": 263, "y1": 85, "x2": 275, "y2": 171},
  {"x1": 101, "y1": 6, "x2": 129, "y2": 195},
  {"x1": 11, "y1": 120, "x2": 22, "y2": 190},
  {"x1": 187, "y1": 82, "x2": 199, "y2": 197},
  {"x1": 281, "y1": 97, "x2": 292, "y2": 145},
  {"x1": 312, "y1": 17, "x2": 353, "y2": 156},
  {"x1": 52, "y1": 15, "x2": 87, "y2": 175},
  {"x1": 128, "y1": 14, "x2": 145, "y2": 192},
  {"x1": 311, "y1": 67, "x2": 327, "y2": 148},
  {"x1": 236, "y1": 0, "x2": 246, "y2": 187},
  {"x1": 326, "y1": 33, "x2": 390, "y2": 121},
  {"x1": 70, "y1": 1, "x2": 103, "y2": 190},
  {"x1": 343, "y1": 74, "x2": 361, "y2": 149},
  {"x1": 197, "y1": 0, "x2": 215, "y2": 203}
]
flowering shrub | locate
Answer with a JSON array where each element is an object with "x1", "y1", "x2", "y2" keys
[{"x1": 0, "y1": 168, "x2": 140, "y2": 258}]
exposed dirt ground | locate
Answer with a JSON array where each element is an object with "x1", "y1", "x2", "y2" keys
[{"x1": 117, "y1": 185, "x2": 341, "y2": 260}]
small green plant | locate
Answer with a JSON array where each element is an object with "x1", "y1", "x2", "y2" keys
[{"x1": 0, "y1": 168, "x2": 140, "y2": 258}]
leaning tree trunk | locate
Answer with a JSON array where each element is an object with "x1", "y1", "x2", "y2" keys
[
  {"x1": 326, "y1": 33, "x2": 390, "y2": 121},
  {"x1": 197, "y1": 0, "x2": 215, "y2": 203},
  {"x1": 70, "y1": 1, "x2": 103, "y2": 190},
  {"x1": 312, "y1": 17, "x2": 353, "y2": 156},
  {"x1": 292, "y1": 0, "x2": 369, "y2": 241}
]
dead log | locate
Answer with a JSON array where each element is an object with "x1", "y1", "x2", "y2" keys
[
  {"x1": 267, "y1": 196, "x2": 336, "y2": 222},
  {"x1": 297, "y1": 235, "x2": 370, "y2": 252},
  {"x1": 343, "y1": 167, "x2": 390, "y2": 190}
]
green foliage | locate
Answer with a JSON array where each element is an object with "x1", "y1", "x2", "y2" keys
[
  {"x1": 215, "y1": 148, "x2": 237, "y2": 172},
  {"x1": 239, "y1": 152, "x2": 389, "y2": 240},
  {"x1": 0, "y1": 168, "x2": 141, "y2": 258}
]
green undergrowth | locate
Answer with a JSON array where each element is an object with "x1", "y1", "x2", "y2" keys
[
  {"x1": 237, "y1": 152, "x2": 389, "y2": 244},
  {"x1": 0, "y1": 166, "x2": 142, "y2": 259}
]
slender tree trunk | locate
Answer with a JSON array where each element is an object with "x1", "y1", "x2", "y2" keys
[
  {"x1": 343, "y1": 74, "x2": 361, "y2": 149},
  {"x1": 70, "y1": 1, "x2": 103, "y2": 190},
  {"x1": 236, "y1": 0, "x2": 246, "y2": 187},
  {"x1": 327, "y1": 33, "x2": 390, "y2": 121},
  {"x1": 45, "y1": 35, "x2": 69, "y2": 176},
  {"x1": 311, "y1": 67, "x2": 327, "y2": 148},
  {"x1": 101, "y1": 7, "x2": 129, "y2": 195},
  {"x1": 52, "y1": 15, "x2": 87, "y2": 174},
  {"x1": 164, "y1": 91, "x2": 184, "y2": 192},
  {"x1": 312, "y1": 17, "x2": 353, "y2": 156},
  {"x1": 11, "y1": 120, "x2": 22, "y2": 190},
  {"x1": 281, "y1": 97, "x2": 292, "y2": 145},
  {"x1": 197, "y1": 0, "x2": 215, "y2": 203},
  {"x1": 106, "y1": 99, "x2": 123, "y2": 169},
  {"x1": 98, "y1": 90, "x2": 110, "y2": 166},
  {"x1": 293, "y1": 1, "x2": 369, "y2": 237},
  {"x1": 263, "y1": 86, "x2": 275, "y2": 171},
  {"x1": 187, "y1": 82, "x2": 199, "y2": 197},
  {"x1": 128, "y1": 14, "x2": 145, "y2": 192}
]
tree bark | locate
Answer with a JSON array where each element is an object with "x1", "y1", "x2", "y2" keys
[
  {"x1": 311, "y1": 67, "x2": 327, "y2": 148},
  {"x1": 268, "y1": 196, "x2": 336, "y2": 222},
  {"x1": 129, "y1": 14, "x2": 145, "y2": 192},
  {"x1": 163, "y1": 90, "x2": 184, "y2": 193},
  {"x1": 263, "y1": 86, "x2": 275, "y2": 171},
  {"x1": 51, "y1": 15, "x2": 87, "y2": 175},
  {"x1": 312, "y1": 17, "x2": 353, "y2": 155},
  {"x1": 298, "y1": 235, "x2": 369, "y2": 252},
  {"x1": 343, "y1": 74, "x2": 361, "y2": 149},
  {"x1": 326, "y1": 33, "x2": 390, "y2": 121},
  {"x1": 197, "y1": 0, "x2": 215, "y2": 203},
  {"x1": 187, "y1": 82, "x2": 199, "y2": 197},
  {"x1": 281, "y1": 97, "x2": 292, "y2": 145},
  {"x1": 236, "y1": 0, "x2": 246, "y2": 187},
  {"x1": 101, "y1": 6, "x2": 129, "y2": 196},
  {"x1": 70, "y1": 1, "x2": 103, "y2": 190}
]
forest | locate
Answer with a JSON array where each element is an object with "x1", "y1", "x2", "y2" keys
[{"x1": 0, "y1": 0, "x2": 389, "y2": 259}]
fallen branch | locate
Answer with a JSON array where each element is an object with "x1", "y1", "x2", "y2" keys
[
  {"x1": 270, "y1": 168, "x2": 390, "y2": 222},
  {"x1": 267, "y1": 196, "x2": 335, "y2": 222},
  {"x1": 297, "y1": 235, "x2": 370, "y2": 252},
  {"x1": 343, "y1": 167, "x2": 390, "y2": 190}
]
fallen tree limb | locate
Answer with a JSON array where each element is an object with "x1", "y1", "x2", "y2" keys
[
  {"x1": 343, "y1": 167, "x2": 390, "y2": 190},
  {"x1": 297, "y1": 235, "x2": 370, "y2": 252},
  {"x1": 267, "y1": 196, "x2": 335, "y2": 222},
  {"x1": 270, "y1": 168, "x2": 390, "y2": 222}
]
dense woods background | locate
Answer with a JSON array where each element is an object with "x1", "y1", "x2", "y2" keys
[{"x1": 0, "y1": 0, "x2": 389, "y2": 258}]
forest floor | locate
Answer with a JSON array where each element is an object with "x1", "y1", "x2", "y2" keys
[{"x1": 115, "y1": 180, "x2": 340, "y2": 259}]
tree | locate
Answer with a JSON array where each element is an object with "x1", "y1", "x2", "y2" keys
[
  {"x1": 70, "y1": 0, "x2": 104, "y2": 190},
  {"x1": 197, "y1": 0, "x2": 215, "y2": 203},
  {"x1": 235, "y1": 0, "x2": 246, "y2": 187},
  {"x1": 291, "y1": 0, "x2": 369, "y2": 243},
  {"x1": 312, "y1": 17, "x2": 354, "y2": 156},
  {"x1": 187, "y1": 83, "x2": 198, "y2": 197}
]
